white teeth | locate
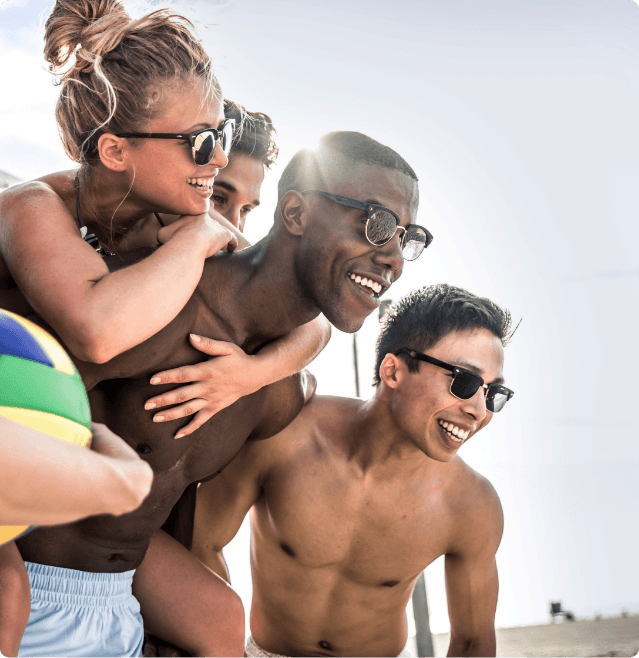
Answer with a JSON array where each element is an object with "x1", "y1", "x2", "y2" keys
[
  {"x1": 438, "y1": 420, "x2": 469, "y2": 443},
  {"x1": 348, "y1": 273, "x2": 382, "y2": 297},
  {"x1": 187, "y1": 177, "x2": 213, "y2": 188}
]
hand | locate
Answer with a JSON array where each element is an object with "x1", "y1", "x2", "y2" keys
[
  {"x1": 157, "y1": 213, "x2": 238, "y2": 258},
  {"x1": 145, "y1": 336, "x2": 264, "y2": 439}
]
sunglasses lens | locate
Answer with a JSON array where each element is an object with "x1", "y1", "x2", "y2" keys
[
  {"x1": 486, "y1": 388, "x2": 510, "y2": 413},
  {"x1": 193, "y1": 131, "x2": 216, "y2": 166},
  {"x1": 450, "y1": 370, "x2": 482, "y2": 400},
  {"x1": 366, "y1": 209, "x2": 398, "y2": 246},
  {"x1": 402, "y1": 226, "x2": 428, "y2": 261},
  {"x1": 221, "y1": 121, "x2": 234, "y2": 156}
]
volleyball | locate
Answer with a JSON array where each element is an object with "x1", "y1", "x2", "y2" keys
[{"x1": 0, "y1": 309, "x2": 92, "y2": 544}]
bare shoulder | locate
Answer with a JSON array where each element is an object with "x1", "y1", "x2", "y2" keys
[
  {"x1": 0, "y1": 175, "x2": 75, "y2": 237},
  {"x1": 269, "y1": 394, "x2": 363, "y2": 440},
  {"x1": 247, "y1": 394, "x2": 361, "y2": 462},
  {"x1": 445, "y1": 458, "x2": 504, "y2": 554}
]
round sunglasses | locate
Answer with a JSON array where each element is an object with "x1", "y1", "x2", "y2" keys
[
  {"x1": 116, "y1": 118, "x2": 235, "y2": 166},
  {"x1": 300, "y1": 190, "x2": 433, "y2": 261},
  {"x1": 398, "y1": 348, "x2": 514, "y2": 412}
]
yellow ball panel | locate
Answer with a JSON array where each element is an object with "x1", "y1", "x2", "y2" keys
[
  {"x1": 0, "y1": 406, "x2": 92, "y2": 448},
  {"x1": 0, "y1": 525, "x2": 31, "y2": 545},
  {"x1": 2, "y1": 311, "x2": 76, "y2": 376}
]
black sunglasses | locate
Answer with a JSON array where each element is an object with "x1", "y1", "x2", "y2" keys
[
  {"x1": 398, "y1": 348, "x2": 514, "y2": 412},
  {"x1": 300, "y1": 190, "x2": 433, "y2": 261},
  {"x1": 116, "y1": 119, "x2": 235, "y2": 166}
]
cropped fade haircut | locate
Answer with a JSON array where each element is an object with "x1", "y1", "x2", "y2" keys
[
  {"x1": 224, "y1": 100, "x2": 278, "y2": 170},
  {"x1": 373, "y1": 284, "x2": 513, "y2": 385},
  {"x1": 277, "y1": 131, "x2": 418, "y2": 202},
  {"x1": 44, "y1": 0, "x2": 219, "y2": 167}
]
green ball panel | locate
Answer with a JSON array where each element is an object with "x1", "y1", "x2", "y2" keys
[{"x1": 0, "y1": 355, "x2": 91, "y2": 428}]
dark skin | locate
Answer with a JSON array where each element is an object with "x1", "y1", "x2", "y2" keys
[{"x1": 12, "y1": 162, "x2": 417, "y2": 575}]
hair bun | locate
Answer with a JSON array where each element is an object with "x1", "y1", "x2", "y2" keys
[{"x1": 44, "y1": 0, "x2": 130, "y2": 74}]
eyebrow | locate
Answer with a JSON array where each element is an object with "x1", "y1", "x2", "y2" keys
[
  {"x1": 185, "y1": 118, "x2": 226, "y2": 133},
  {"x1": 214, "y1": 181, "x2": 260, "y2": 207},
  {"x1": 452, "y1": 359, "x2": 505, "y2": 385}
]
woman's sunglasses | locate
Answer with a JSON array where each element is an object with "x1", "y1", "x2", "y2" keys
[
  {"x1": 116, "y1": 119, "x2": 235, "y2": 166},
  {"x1": 397, "y1": 348, "x2": 514, "y2": 412},
  {"x1": 300, "y1": 190, "x2": 433, "y2": 261}
]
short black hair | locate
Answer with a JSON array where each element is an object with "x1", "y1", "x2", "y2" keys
[
  {"x1": 277, "y1": 131, "x2": 418, "y2": 200},
  {"x1": 224, "y1": 99, "x2": 279, "y2": 169},
  {"x1": 373, "y1": 284, "x2": 514, "y2": 385}
]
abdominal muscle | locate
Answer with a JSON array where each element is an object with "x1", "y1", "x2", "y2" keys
[{"x1": 249, "y1": 534, "x2": 413, "y2": 657}]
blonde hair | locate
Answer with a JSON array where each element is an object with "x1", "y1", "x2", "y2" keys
[{"x1": 44, "y1": 0, "x2": 219, "y2": 166}]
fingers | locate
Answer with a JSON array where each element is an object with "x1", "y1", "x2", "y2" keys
[
  {"x1": 188, "y1": 334, "x2": 238, "y2": 356},
  {"x1": 173, "y1": 409, "x2": 216, "y2": 440},
  {"x1": 225, "y1": 232, "x2": 239, "y2": 253},
  {"x1": 149, "y1": 398, "x2": 208, "y2": 425},
  {"x1": 146, "y1": 383, "x2": 204, "y2": 410}
]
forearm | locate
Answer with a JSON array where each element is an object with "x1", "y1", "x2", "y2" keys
[
  {"x1": 52, "y1": 234, "x2": 211, "y2": 363},
  {"x1": 251, "y1": 315, "x2": 330, "y2": 389},
  {"x1": 0, "y1": 421, "x2": 152, "y2": 526}
]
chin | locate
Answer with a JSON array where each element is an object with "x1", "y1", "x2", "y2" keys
[{"x1": 327, "y1": 311, "x2": 367, "y2": 334}]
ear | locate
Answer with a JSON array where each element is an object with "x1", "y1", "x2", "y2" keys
[
  {"x1": 97, "y1": 133, "x2": 131, "y2": 172},
  {"x1": 277, "y1": 191, "x2": 307, "y2": 237},
  {"x1": 378, "y1": 353, "x2": 407, "y2": 389}
]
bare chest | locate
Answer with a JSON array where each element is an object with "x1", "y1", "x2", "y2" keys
[{"x1": 256, "y1": 464, "x2": 453, "y2": 587}]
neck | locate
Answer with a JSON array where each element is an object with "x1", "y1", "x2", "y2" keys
[
  {"x1": 347, "y1": 388, "x2": 433, "y2": 474},
  {"x1": 199, "y1": 232, "x2": 322, "y2": 354},
  {"x1": 76, "y1": 167, "x2": 155, "y2": 248}
]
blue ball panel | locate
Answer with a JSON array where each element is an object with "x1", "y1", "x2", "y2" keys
[{"x1": 0, "y1": 313, "x2": 54, "y2": 369}]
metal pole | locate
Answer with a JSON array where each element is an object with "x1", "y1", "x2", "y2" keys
[
  {"x1": 412, "y1": 571, "x2": 434, "y2": 657},
  {"x1": 352, "y1": 332, "x2": 360, "y2": 398}
]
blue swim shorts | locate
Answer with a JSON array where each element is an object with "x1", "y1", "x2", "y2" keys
[{"x1": 18, "y1": 562, "x2": 144, "y2": 657}]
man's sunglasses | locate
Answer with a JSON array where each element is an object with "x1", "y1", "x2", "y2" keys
[
  {"x1": 398, "y1": 348, "x2": 514, "y2": 412},
  {"x1": 300, "y1": 190, "x2": 433, "y2": 261},
  {"x1": 116, "y1": 119, "x2": 235, "y2": 166}
]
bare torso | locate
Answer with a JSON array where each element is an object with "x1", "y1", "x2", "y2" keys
[
  {"x1": 6, "y1": 251, "x2": 305, "y2": 574},
  {"x1": 195, "y1": 396, "x2": 500, "y2": 657}
]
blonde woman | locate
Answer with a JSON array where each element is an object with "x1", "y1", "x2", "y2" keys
[{"x1": 0, "y1": 0, "x2": 328, "y2": 655}]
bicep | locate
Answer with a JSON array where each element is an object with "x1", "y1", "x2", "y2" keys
[
  {"x1": 1, "y1": 189, "x2": 109, "y2": 341},
  {"x1": 249, "y1": 373, "x2": 307, "y2": 440},
  {"x1": 444, "y1": 495, "x2": 503, "y2": 654},
  {"x1": 445, "y1": 551, "x2": 499, "y2": 644}
]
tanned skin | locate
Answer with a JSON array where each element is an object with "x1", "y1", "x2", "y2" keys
[
  {"x1": 192, "y1": 328, "x2": 505, "y2": 657},
  {"x1": 10, "y1": 162, "x2": 416, "y2": 579}
]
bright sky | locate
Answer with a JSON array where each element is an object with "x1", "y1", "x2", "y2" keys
[{"x1": 1, "y1": 0, "x2": 638, "y2": 636}]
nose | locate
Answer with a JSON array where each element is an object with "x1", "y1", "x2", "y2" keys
[
  {"x1": 211, "y1": 141, "x2": 228, "y2": 170},
  {"x1": 459, "y1": 388, "x2": 488, "y2": 422},
  {"x1": 229, "y1": 206, "x2": 242, "y2": 230},
  {"x1": 372, "y1": 229, "x2": 404, "y2": 272}
]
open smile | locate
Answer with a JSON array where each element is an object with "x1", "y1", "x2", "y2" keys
[
  {"x1": 438, "y1": 419, "x2": 470, "y2": 448},
  {"x1": 347, "y1": 272, "x2": 386, "y2": 300},
  {"x1": 187, "y1": 177, "x2": 214, "y2": 194}
]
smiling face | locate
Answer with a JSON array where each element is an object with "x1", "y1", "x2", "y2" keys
[
  {"x1": 212, "y1": 152, "x2": 265, "y2": 232},
  {"x1": 386, "y1": 328, "x2": 506, "y2": 462},
  {"x1": 293, "y1": 162, "x2": 419, "y2": 333},
  {"x1": 123, "y1": 77, "x2": 228, "y2": 217}
]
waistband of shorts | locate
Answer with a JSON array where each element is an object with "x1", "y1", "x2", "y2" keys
[{"x1": 25, "y1": 561, "x2": 136, "y2": 608}]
